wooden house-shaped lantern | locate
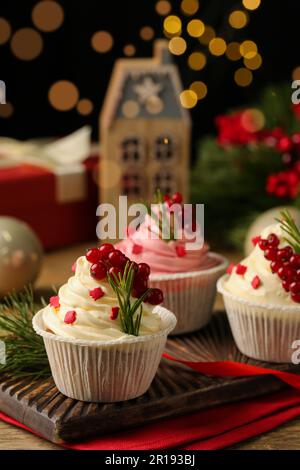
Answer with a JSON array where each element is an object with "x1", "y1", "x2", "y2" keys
[{"x1": 100, "y1": 40, "x2": 191, "y2": 212}]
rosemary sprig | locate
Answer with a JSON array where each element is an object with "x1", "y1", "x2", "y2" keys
[
  {"x1": 0, "y1": 286, "x2": 50, "y2": 378},
  {"x1": 142, "y1": 189, "x2": 176, "y2": 241},
  {"x1": 277, "y1": 209, "x2": 300, "y2": 254},
  {"x1": 107, "y1": 262, "x2": 152, "y2": 336}
]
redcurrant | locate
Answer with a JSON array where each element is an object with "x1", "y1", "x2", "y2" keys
[
  {"x1": 86, "y1": 248, "x2": 101, "y2": 263},
  {"x1": 90, "y1": 261, "x2": 107, "y2": 280}
]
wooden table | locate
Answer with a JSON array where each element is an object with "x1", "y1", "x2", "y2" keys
[{"x1": 1, "y1": 243, "x2": 300, "y2": 450}]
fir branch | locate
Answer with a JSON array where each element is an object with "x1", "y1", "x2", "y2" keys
[
  {"x1": 277, "y1": 209, "x2": 300, "y2": 253},
  {"x1": 107, "y1": 263, "x2": 152, "y2": 336},
  {"x1": 0, "y1": 287, "x2": 50, "y2": 378}
]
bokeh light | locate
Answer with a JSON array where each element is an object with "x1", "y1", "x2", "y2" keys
[
  {"x1": 0, "y1": 102, "x2": 13, "y2": 118},
  {"x1": 140, "y1": 26, "x2": 154, "y2": 41},
  {"x1": 226, "y1": 42, "x2": 242, "y2": 61},
  {"x1": 190, "y1": 81, "x2": 207, "y2": 100},
  {"x1": 209, "y1": 37, "x2": 227, "y2": 56},
  {"x1": 32, "y1": 1, "x2": 64, "y2": 32},
  {"x1": 0, "y1": 18, "x2": 11, "y2": 45},
  {"x1": 242, "y1": 0, "x2": 261, "y2": 10},
  {"x1": 187, "y1": 19, "x2": 205, "y2": 38},
  {"x1": 168, "y1": 37, "x2": 187, "y2": 55},
  {"x1": 229, "y1": 10, "x2": 248, "y2": 29},
  {"x1": 77, "y1": 99, "x2": 93, "y2": 116},
  {"x1": 199, "y1": 25, "x2": 215, "y2": 45},
  {"x1": 181, "y1": 0, "x2": 199, "y2": 16},
  {"x1": 188, "y1": 52, "x2": 206, "y2": 70},
  {"x1": 292, "y1": 66, "x2": 300, "y2": 81},
  {"x1": 180, "y1": 90, "x2": 197, "y2": 109},
  {"x1": 164, "y1": 15, "x2": 182, "y2": 36},
  {"x1": 240, "y1": 40, "x2": 257, "y2": 59},
  {"x1": 49, "y1": 81, "x2": 79, "y2": 111},
  {"x1": 156, "y1": 0, "x2": 171, "y2": 16},
  {"x1": 11, "y1": 28, "x2": 43, "y2": 60},
  {"x1": 244, "y1": 53, "x2": 262, "y2": 70},
  {"x1": 123, "y1": 44, "x2": 136, "y2": 56},
  {"x1": 234, "y1": 68, "x2": 253, "y2": 86},
  {"x1": 241, "y1": 108, "x2": 265, "y2": 132},
  {"x1": 91, "y1": 31, "x2": 113, "y2": 53}
]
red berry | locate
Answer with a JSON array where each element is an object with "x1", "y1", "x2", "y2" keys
[
  {"x1": 290, "y1": 282, "x2": 300, "y2": 295},
  {"x1": 138, "y1": 263, "x2": 151, "y2": 279},
  {"x1": 282, "y1": 280, "x2": 291, "y2": 292},
  {"x1": 172, "y1": 192, "x2": 183, "y2": 204},
  {"x1": 86, "y1": 248, "x2": 101, "y2": 263},
  {"x1": 251, "y1": 275, "x2": 261, "y2": 289},
  {"x1": 129, "y1": 261, "x2": 139, "y2": 272},
  {"x1": 146, "y1": 288, "x2": 164, "y2": 305},
  {"x1": 90, "y1": 261, "x2": 107, "y2": 280},
  {"x1": 89, "y1": 287, "x2": 105, "y2": 301},
  {"x1": 258, "y1": 239, "x2": 269, "y2": 251},
  {"x1": 270, "y1": 261, "x2": 282, "y2": 273},
  {"x1": 267, "y1": 233, "x2": 280, "y2": 248},
  {"x1": 108, "y1": 249, "x2": 126, "y2": 268},
  {"x1": 277, "y1": 246, "x2": 293, "y2": 263},
  {"x1": 132, "y1": 244, "x2": 143, "y2": 255},
  {"x1": 98, "y1": 243, "x2": 114, "y2": 259},
  {"x1": 290, "y1": 254, "x2": 300, "y2": 269},
  {"x1": 226, "y1": 263, "x2": 235, "y2": 274},
  {"x1": 110, "y1": 306, "x2": 119, "y2": 320},
  {"x1": 132, "y1": 278, "x2": 148, "y2": 298},
  {"x1": 108, "y1": 266, "x2": 122, "y2": 279},
  {"x1": 50, "y1": 296, "x2": 60, "y2": 309},
  {"x1": 251, "y1": 236, "x2": 261, "y2": 247},
  {"x1": 264, "y1": 248, "x2": 278, "y2": 261},
  {"x1": 176, "y1": 245, "x2": 186, "y2": 257},
  {"x1": 64, "y1": 310, "x2": 76, "y2": 324},
  {"x1": 291, "y1": 293, "x2": 300, "y2": 303},
  {"x1": 278, "y1": 266, "x2": 294, "y2": 281},
  {"x1": 236, "y1": 264, "x2": 247, "y2": 275},
  {"x1": 277, "y1": 136, "x2": 293, "y2": 153}
]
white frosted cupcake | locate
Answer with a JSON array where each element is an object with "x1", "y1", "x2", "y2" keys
[
  {"x1": 117, "y1": 192, "x2": 228, "y2": 334},
  {"x1": 33, "y1": 245, "x2": 176, "y2": 402},
  {"x1": 218, "y1": 217, "x2": 300, "y2": 363}
]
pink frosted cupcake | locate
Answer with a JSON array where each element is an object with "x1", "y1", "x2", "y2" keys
[{"x1": 117, "y1": 192, "x2": 228, "y2": 334}]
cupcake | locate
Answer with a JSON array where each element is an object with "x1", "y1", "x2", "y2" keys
[
  {"x1": 218, "y1": 214, "x2": 300, "y2": 363},
  {"x1": 117, "y1": 192, "x2": 228, "y2": 334},
  {"x1": 32, "y1": 244, "x2": 176, "y2": 402}
]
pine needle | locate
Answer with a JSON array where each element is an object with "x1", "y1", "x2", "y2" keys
[
  {"x1": 277, "y1": 210, "x2": 300, "y2": 254},
  {"x1": 0, "y1": 286, "x2": 50, "y2": 378}
]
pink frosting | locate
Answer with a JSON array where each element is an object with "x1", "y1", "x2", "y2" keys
[{"x1": 116, "y1": 213, "x2": 219, "y2": 275}]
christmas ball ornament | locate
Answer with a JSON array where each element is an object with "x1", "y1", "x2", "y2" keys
[
  {"x1": 0, "y1": 217, "x2": 43, "y2": 297},
  {"x1": 244, "y1": 207, "x2": 300, "y2": 256}
]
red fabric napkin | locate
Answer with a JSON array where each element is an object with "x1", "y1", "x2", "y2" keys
[{"x1": 1, "y1": 389, "x2": 300, "y2": 450}]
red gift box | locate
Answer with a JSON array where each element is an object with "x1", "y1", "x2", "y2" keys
[{"x1": 0, "y1": 155, "x2": 99, "y2": 250}]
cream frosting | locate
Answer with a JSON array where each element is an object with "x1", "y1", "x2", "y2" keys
[
  {"x1": 224, "y1": 223, "x2": 295, "y2": 305},
  {"x1": 42, "y1": 256, "x2": 161, "y2": 341},
  {"x1": 117, "y1": 212, "x2": 219, "y2": 274}
]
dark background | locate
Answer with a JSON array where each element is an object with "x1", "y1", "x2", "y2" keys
[{"x1": 0, "y1": 0, "x2": 298, "y2": 145}]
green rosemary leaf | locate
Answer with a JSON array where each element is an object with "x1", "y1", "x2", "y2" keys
[{"x1": 277, "y1": 210, "x2": 300, "y2": 253}]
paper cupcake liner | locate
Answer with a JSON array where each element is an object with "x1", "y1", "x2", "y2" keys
[
  {"x1": 150, "y1": 253, "x2": 228, "y2": 335},
  {"x1": 32, "y1": 306, "x2": 176, "y2": 402},
  {"x1": 217, "y1": 276, "x2": 300, "y2": 363}
]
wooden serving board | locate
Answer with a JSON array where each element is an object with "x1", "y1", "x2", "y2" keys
[{"x1": 1, "y1": 311, "x2": 300, "y2": 444}]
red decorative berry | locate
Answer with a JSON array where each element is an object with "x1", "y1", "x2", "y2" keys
[
  {"x1": 172, "y1": 192, "x2": 183, "y2": 204},
  {"x1": 132, "y1": 277, "x2": 148, "y2": 298},
  {"x1": 277, "y1": 246, "x2": 293, "y2": 263},
  {"x1": 146, "y1": 288, "x2": 164, "y2": 305},
  {"x1": 251, "y1": 236, "x2": 261, "y2": 247},
  {"x1": 264, "y1": 248, "x2": 278, "y2": 261},
  {"x1": 226, "y1": 263, "x2": 235, "y2": 274},
  {"x1": 236, "y1": 264, "x2": 247, "y2": 275},
  {"x1": 132, "y1": 243, "x2": 143, "y2": 255},
  {"x1": 98, "y1": 243, "x2": 114, "y2": 259},
  {"x1": 278, "y1": 266, "x2": 294, "y2": 281},
  {"x1": 290, "y1": 254, "x2": 300, "y2": 269},
  {"x1": 110, "y1": 306, "x2": 119, "y2": 320},
  {"x1": 90, "y1": 261, "x2": 107, "y2": 280},
  {"x1": 138, "y1": 263, "x2": 151, "y2": 279},
  {"x1": 109, "y1": 266, "x2": 122, "y2": 278},
  {"x1": 50, "y1": 296, "x2": 60, "y2": 309},
  {"x1": 289, "y1": 282, "x2": 300, "y2": 295},
  {"x1": 64, "y1": 310, "x2": 76, "y2": 324},
  {"x1": 175, "y1": 245, "x2": 186, "y2": 257},
  {"x1": 270, "y1": 261, "x2": 282, "y2": 273},
  {"x1": 282, "y1": 280, "x2": 291, "y2": 292},
  {"x1": 292, "y1": 293, "x2": 300, "y2": 302},
  {"x1": 267, "y1": 233, "x2": 280, "y2": 248},
  {"x1": 130, "y1": 261, "x2": 139, "y2": 272},
  {"x1": 89, "y1": 287, "x2": 105, "y2": 301},
  {"x1": 251, "y1": 276, "x2": 261, "y2": 289},
  {"x1": 108, "y1": 249, "x2": 126, "y2": 268},
  {"x1": 86, "y1": 247, "x2": 101, "y2": 263},
  {"x1": 258, "y1": 239, "x2": 269, "y2": 251}
]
